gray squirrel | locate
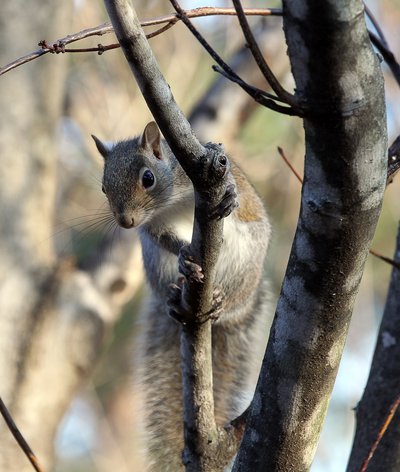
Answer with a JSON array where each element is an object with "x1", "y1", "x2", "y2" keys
[{"x1": 92, "y1": 122, "x2": 271, "y2": 471}]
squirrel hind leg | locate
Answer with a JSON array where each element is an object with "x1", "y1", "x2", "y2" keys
[{"x1": 168, "y1": 282, "x2": 224, "y2": 325}]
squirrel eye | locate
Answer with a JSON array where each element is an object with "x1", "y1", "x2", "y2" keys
[
  {"x1": 101, "y1": 184, "x2": 106, "y2": 194},
  {"x1": 142, "y1": 169, "x2": 155, "y2": 189}
]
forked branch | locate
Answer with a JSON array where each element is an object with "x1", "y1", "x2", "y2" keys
[
  {"x1": 231, "y1": 0, "x2": 300, "y2": 111},
  {"x1": 169, "y1": 0, "x2": 303, "y2": 117}
]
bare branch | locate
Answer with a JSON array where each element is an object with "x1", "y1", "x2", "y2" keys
[
  {"x1": 212, "y1": 66, "x2": 300, "y2": 116},
  {"x1": 369, "y1": 248, "x2": 400, "y2": 271},
  {"x1": 358, "y1": 396, "x2": 400, "y2": 472},
  {"x1": 0, "y1": 397, "x2": 45, "y2": 472},
  {"x1": 369, "y1": 31, "x2": 400, "y2": 87},
  {"x1": 277, "y1": 146, "x2": 303, "y2": 183},
  {"x1": 0, "y1": 7, "x2": 281, "y2": 77},
  {"x1": 103, "y1": 0, "x2": 244, "y2": 469},
  {"x1": 364, "y1": 3, "x2": 389, "y2": 49},
  {"x1": 231, "y1": 0, "x2": 300, "y2": 111},
  {"x1": 362, "y1": 3, "x2": 400, "y2": 86},
  {"x1": 170, "y1": 0, "x2": 301, "y2": 117},
  {"x1": 0, "y1": 22, "x2": 113, "y2": 76},
  {"x1": 211, "y1": 66, "x2": 283, "y2": 103}
]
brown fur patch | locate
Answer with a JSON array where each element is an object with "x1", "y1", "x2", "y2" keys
[{"x1": 231, "y1": 162, "x2": 265, "y2": 222}]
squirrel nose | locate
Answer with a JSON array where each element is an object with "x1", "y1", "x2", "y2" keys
[{"x1": 117, "y1": 214, "x2": 134, "y2": 229}]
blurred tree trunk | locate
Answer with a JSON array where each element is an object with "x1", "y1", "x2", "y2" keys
[
  {"x1": 0, "y1": 1, "x2": 73, "y2": 468},
  {"x1": 0, "y1": 2, "x2": 145, "y2": 470}
]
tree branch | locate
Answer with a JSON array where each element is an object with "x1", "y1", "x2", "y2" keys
[
  {"x1": 364, "y1": 3, "x2": 389, "y2": 49},
  {"x1": 387, "y1": 135, "x2": 400, "y2": 184},
  {"x1": 369, "y1": 31, "x2": 400, "y2": 87},
  {"x1": 169, "y1": 0, "x2": 302, "y2": 117},
  {"x1": 212, "y1": 66, "x2": 300, "y2": 116},
  {"x1": 0, "y1": 7, "x2": 280, "y2": 77},
  {"x1": 277, "y1": 146, "x2": 303, "y2": 183},
  {"x1": 233, "y1": 1, "x2": 387, "y2": 470},
  {"x1": 231, "y1": 0, "x2": 300, "y2": 111},
  {"x1": 102, "y1": 0, "x2": 243, "y2": 469},
  {"x1": 358, "y1": 396, "x2": 400, "y2": 472},
  {"x1": 0, "y1": 397, "x2": 45, "y2": 472}
]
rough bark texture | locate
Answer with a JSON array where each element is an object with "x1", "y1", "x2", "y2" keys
[
  {"x1": 103, "y1": 1, "x2": 240, "y2": 470},
  {"x1": 347, "y1": 225, "x2": 400, "y2": 472},
  {"x1": 233, "y1": 1, "x2": 387, "y2": 471}
]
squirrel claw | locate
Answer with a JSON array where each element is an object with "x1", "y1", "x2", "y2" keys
[
  {"x1": 178, "y1": 245, "x2": 204, "y2": 283},
  {"x1": 210, "y1": 183, "x2": 239, "y2": 220},
  {"x1": 167, "y1": 284, "x2": 224, "y2": 325},
  {"x1": 167, "y1": 282, "x2": 190, "y2": 324},
  {"x1": 205, "y1": 287, "x2": 224, "y2": 322}
]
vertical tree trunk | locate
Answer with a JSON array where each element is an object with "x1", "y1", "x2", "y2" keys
[
  {"x1": 347, "y1": 225, "x2": 400, "y2": 472},
  {"x1": 234, "y1": 1, "x2": 387, "y2": 470}
]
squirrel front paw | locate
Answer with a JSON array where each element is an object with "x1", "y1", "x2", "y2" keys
[
  {"x1": 168, "y1": 282, "x2": 224, "y2": 325},
  {"x1": 210, "y1": 183, "x2": 239, "y2": 220},
  {"x1": 178, "y1": 245, "x2": 204, "y2": 283}
]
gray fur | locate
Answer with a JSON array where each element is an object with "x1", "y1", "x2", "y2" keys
[{"x1": 96, "y1": 122, "x2": 271, "y2": 471}]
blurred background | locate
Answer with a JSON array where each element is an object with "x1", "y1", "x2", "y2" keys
[{"x1": 0, "y1": 0, "x2": 399, "y2": 471}]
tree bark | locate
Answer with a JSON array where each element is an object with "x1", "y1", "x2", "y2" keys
[
  {"x1": 233, "y1": 1, "x2": 387, "y2": 471},
  {"x1": 347, "y1": 224, "x2": 400, "y2": 472},
  {"x1": 103, "y1": 1, "x2": 240, "y2": 470}
]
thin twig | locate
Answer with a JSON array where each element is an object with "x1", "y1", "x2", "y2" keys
[
  {"x1": 0, "y1": 7, "x2": 281, "y2": 77},
  {"x1": 369, "y1": 249, "x2": 400, "y2": 271},
  {"x1": 35, "y1": 22, "x2": 174, "y2": 56},
  {"x1": 170, "y1": 0, "x2": 301, "y2": 117},
  {"x1": 364, "y1": 3, "x2": 389, "y2": 49},
  {"x1": 232, "y1": 0, "x2": 300, "y2": 111},
  {"x1": 277, "y1": 146, "x2": 303, "y2": 183},
  {"x1": 0, "y1": 397, "x2": 45, "y2": 472},
  {"x1": 146, "y1": 6, "x2": 282, "y2": 26},
  {"x1": 358, "y1": 395, "x2": 400, "y2": 472},
  {"x1": 369, "y1": 31, "x2": 400, "y2": 87},
  {"x1": 212, "y1": 66, "x2": 284, "y2": 103},
  {"x1": 363, "y1": 3, "x2": 400, "y2": 87},
  {"x1": 213, "y1": 67, "x2": 299, "y2": 116}
]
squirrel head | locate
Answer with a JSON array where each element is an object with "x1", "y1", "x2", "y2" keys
[{"x1": 92, "y1": 121, "x2": 176, "y2": 229}]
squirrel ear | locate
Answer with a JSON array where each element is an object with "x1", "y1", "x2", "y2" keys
[
  {"x1": 141, "y1": 121, "x2": 162, "y2": 159},
  {"x1": 91, "y1": 135, "x2": 113, "y2": 160}
]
